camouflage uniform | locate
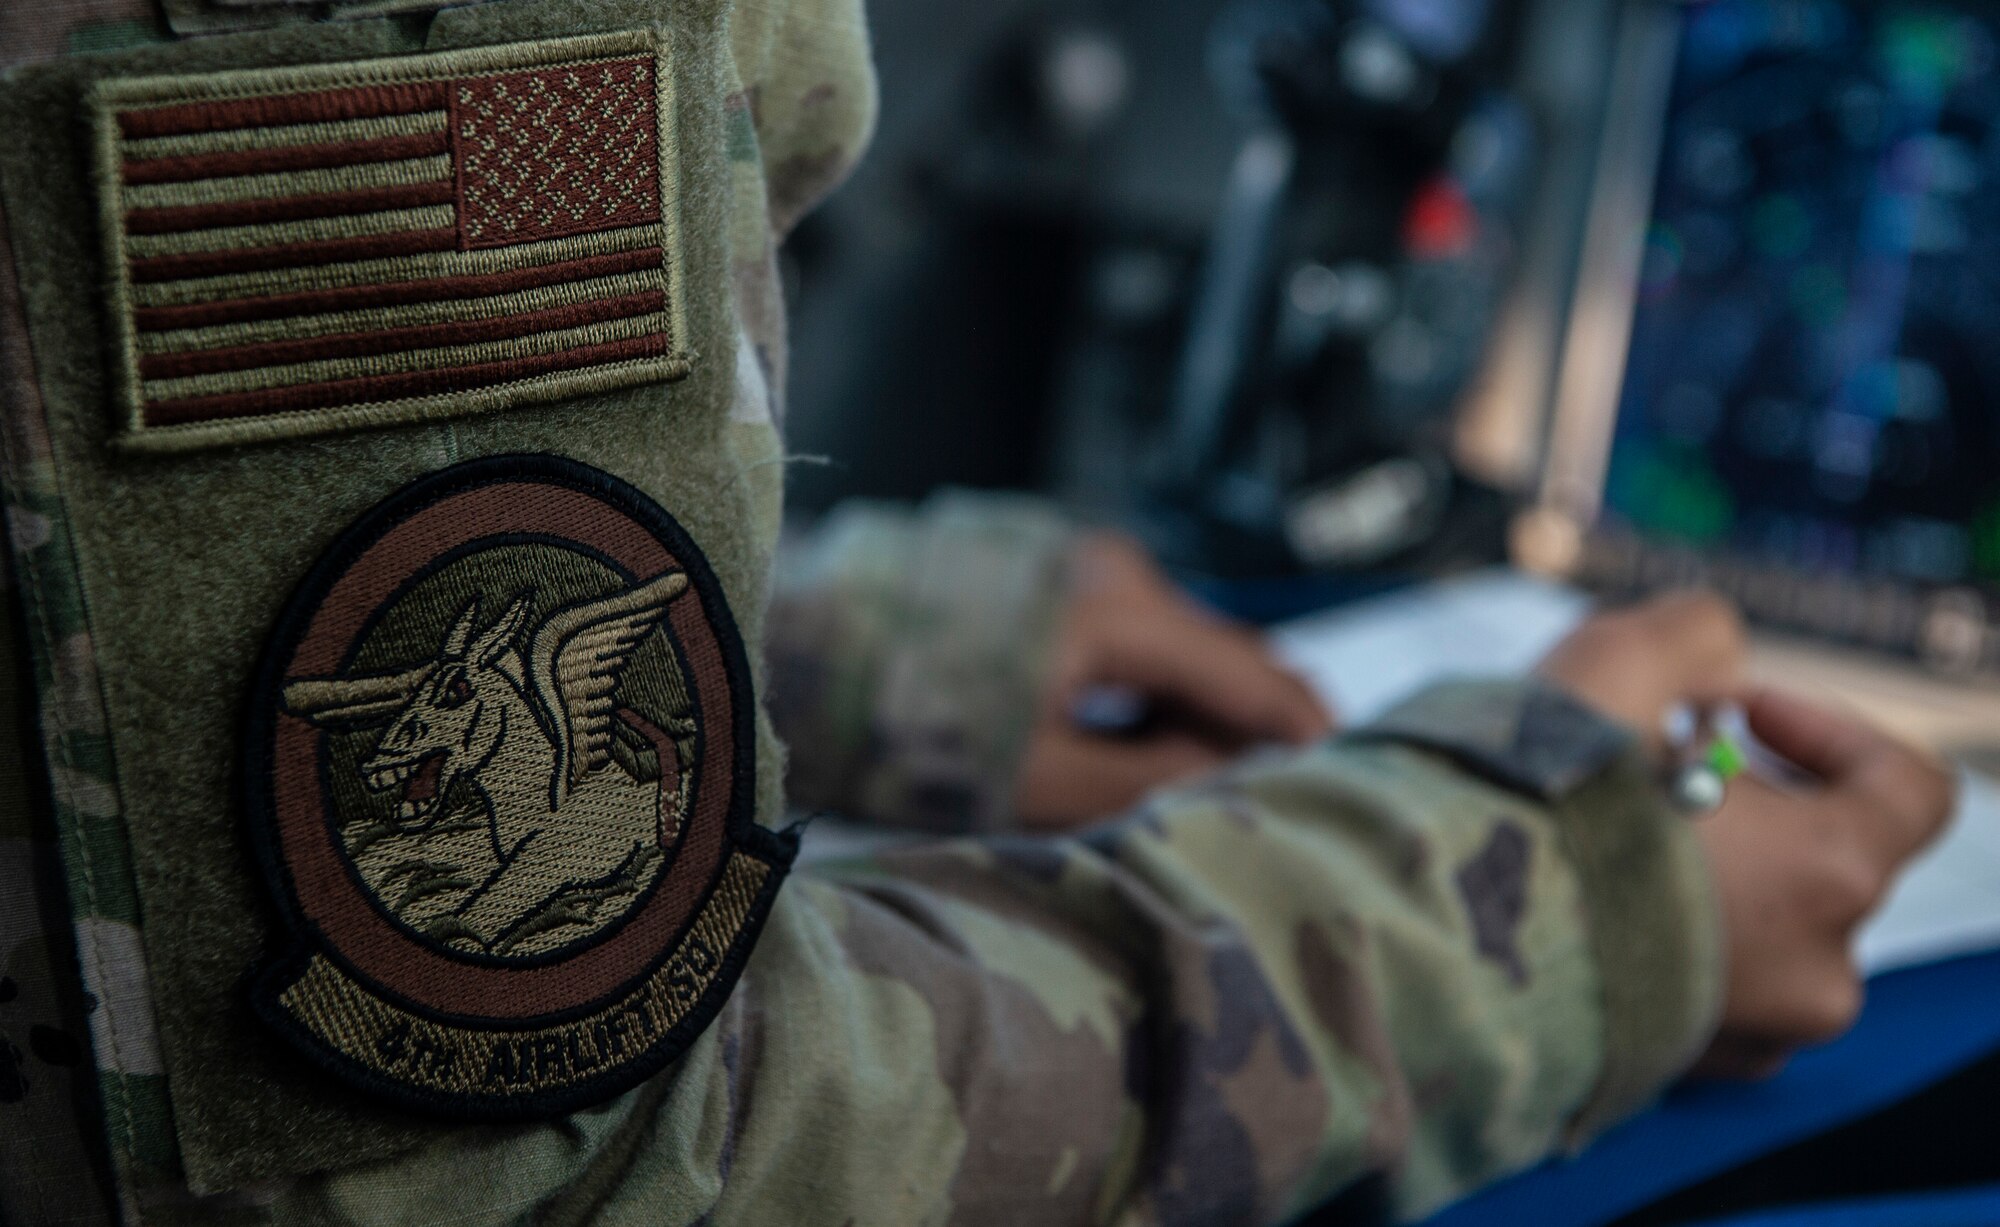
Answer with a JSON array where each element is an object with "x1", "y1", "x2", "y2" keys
[
  {"x1": 765, "y1": 491, "x2": 1074, "y2": 834},
  {"x1": 0, "y1": 2, "x2": 1722, "y2": 1224}
]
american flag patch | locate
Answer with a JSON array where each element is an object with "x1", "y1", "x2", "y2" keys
[{"x1": 93, "y1": 32, "x2": 691, "y2": 451}]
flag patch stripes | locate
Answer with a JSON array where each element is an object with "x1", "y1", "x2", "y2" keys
[{"x1": 93, "y1": 32, "x2": 690, "y2": 451}]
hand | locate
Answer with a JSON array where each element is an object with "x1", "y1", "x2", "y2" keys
[
  {"x1": 1535, "y1": 590, "x2": 1750, "y2": 750},
  {"x1": 1535, "y1": 592, "x2": 1955, "y2": 1077},
  {"x1": 1691, "y1": 689, "x2": 1953, "y2": 1077},
  {"x1": 1014, "y1": 533, "x2": 1334, "y2": 830}
]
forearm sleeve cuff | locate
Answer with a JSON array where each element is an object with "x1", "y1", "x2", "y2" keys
[{"x1": 1362, "y1": 679, "x2": 1725, "y2": 1141}]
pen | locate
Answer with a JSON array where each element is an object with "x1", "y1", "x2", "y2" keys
[{"x1": 1665, "y1": 702, "x2": 1750, "y2": 813}]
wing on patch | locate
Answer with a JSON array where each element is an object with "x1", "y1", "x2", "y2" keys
[
  {"x1": 528, "y1": 571, "x2": 690, "y2": 806},
  {"x1": 282, "y1": 665, "x2": 433, "y2": 726}
]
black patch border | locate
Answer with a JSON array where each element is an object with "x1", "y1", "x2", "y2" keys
[{"x1": 242, "y1": 453, "x2": 795, "y2": 1121}]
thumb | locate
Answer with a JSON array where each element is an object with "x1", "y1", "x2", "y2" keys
[{"x1": 1092, "y1": 610, "x2": 1334, "y2": 746}]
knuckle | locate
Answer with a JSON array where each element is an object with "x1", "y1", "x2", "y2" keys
[
  {"x1": 1679, "y1": 588, "x2": 1744, "y2": 635},
  {"x1": 1799, "y1": 975, "x2": 1864, "y2": 1041},
  {"x1": 1870, "y1": 750, "x2": 1956, "y2": 840},
  {"x1": 1654, "y1": 587, "x2": 1738, "y2": 630},
  {"x1": 1675, "y1": 590, "x2": 1749, "y2": 660},
  {"x1": 1573, "y1": 612, "x2": 1642, "y2": 657},
  {"x1": 1824, "y1": 851, "x2": 1887, "y2": 918},
  {"x1": 1907, "y1": 757, "x2": 1957, "y2": 827}
]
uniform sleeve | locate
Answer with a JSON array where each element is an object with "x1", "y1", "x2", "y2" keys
[
  {"x1": 727, "y1": 0, "x2": 878, "y2": 240},
  {"x1": 236, "y1": 679, "x2": 1722, "y2": 1227},
  {"x1": 763, "y1": 490, "x2": 1076, "y2": 833}
]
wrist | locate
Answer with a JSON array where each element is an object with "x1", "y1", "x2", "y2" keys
[{"x1": 1358, "y1": 679, "x2": 1726, "y2": 1140}]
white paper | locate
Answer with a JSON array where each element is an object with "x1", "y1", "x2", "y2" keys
[
  {"x1": 1269, "y1": 570, "x2": 1590, "y2": 726},
  {"x1": 1855, "y1": 770, "x2": 2000, "y2": 972}
]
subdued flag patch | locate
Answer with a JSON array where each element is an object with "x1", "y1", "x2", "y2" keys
[{"x1": 92, "y1": 32, "x2": 693, "y2": 452}]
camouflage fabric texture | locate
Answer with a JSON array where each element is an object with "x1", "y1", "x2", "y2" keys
[
  {"x1": 0, "y1": 573, "x2": 123, "y2": 1227},
  {"x1": 151, "y1": 0, "x2": 489, "y2": 39},
  {"x1": 766, "y1": 491, "x2": 1074, "y2": 834},
  {"x1": 119, "y1": 683, "x2": 1720, "y2": 1227},
  {"x1": 0, "y1": 4, "x2": 179, "y2": 1209},
  {"x1": 0, "y1": 0, "x2": 1722, "y2": 1223}
]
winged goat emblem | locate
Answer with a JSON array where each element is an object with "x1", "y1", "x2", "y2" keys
[{"x1": 281, "y1": 572, "x2": 695, "y2": 954}]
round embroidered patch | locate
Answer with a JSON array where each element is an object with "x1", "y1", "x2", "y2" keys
[{"x1": 244, "y1": 455, "x2": 793, "y2": 1119}]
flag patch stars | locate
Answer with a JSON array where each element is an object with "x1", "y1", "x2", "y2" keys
[
  {"x1": 93, "y1": 32, "x2": 692, "y2": 451},
  {"x1": 453, "y1": 61, "x2": 661, "y2": 247}
]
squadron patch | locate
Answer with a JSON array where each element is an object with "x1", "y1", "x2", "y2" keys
[{"x1": 245, "y1": 455, "x2": 792, "y2": 1119}]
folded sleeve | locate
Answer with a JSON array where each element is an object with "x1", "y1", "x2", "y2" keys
[
  {"x1": 762, "y1": 490, "x2": 1076, "y2": 833},
  {"x1": 232, "y1": 678, "x2": 1721, "y2": 1227}
]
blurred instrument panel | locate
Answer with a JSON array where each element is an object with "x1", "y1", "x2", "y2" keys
[
  {"x1": 783, "y1": 0, "x2": 1554, "y2": 581},
  {"x1": 783, "y1": 0, "x2": 2000, "y2": 683},
  {"x1": 1535, "y1": 0, "x2": 2000, "y2": 683}
]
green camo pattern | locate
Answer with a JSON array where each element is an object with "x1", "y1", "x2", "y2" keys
[
  {"x1": 766, "y1": 491, "x2": 1074, "y2": 833},
  {"x1": 0, "y1": 0, "x2": 1722, "y2": 1223},
  {"x1": 0, "y1": 31, "x2": 177, "y2": 1213}
]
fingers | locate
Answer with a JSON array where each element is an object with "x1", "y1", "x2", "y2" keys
[
  {"x1": 1014, "y1": 727, "x2": 1228, "y2": 831},
  {"x1": 1738, "y1": 687, "x2": 1888, "y2": 782},
  {"x1": 1697, "y1": 958, "x2": 1862, "y2": 1080},
  {"x1": 1734, "y1": 931, "x2": 1866, "y2": 1044},
  {"x1": 1054, "y1": 532, "x2": 1335, "y2": 748},
  {"x1": 1742, "y1": 687, "x2": 1955, "y2": 864},
  {"x1": 1691, "y1": 1034, "x2": 1793, "y2": 1081},
  {"x1": 1623, "y1": 590, "x2": 1752, "y2": 705},
  {"x1": 1025, "y1": 535, "x2": 1335, "y2": 828},
  {"x1": 1694, "y1": 774, "x2": 1875, "y2": 1081},
  {"x1": 1537, "y1": 590, "x2": 1748, "y2": 737},
  {"x1": 1096, "y1": 611, "x2": 1335, "y2": 746}
]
